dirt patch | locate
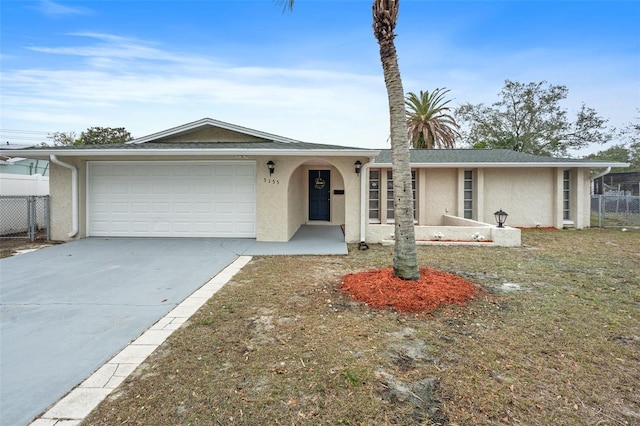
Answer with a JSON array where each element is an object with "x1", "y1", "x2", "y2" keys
[
  {"x1": 82, "y1": 229, "x2": 640, "y2": 425},
  {"x1": 0, "y1": 238, "x2": 61, "y2": 258}
]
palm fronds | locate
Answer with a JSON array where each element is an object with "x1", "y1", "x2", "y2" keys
[{"x1": 406, "y1": 88, "x2": 460, "y2": 149}]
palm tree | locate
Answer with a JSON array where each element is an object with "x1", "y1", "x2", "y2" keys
[
  {"x1": 280, "y1": 0, "x2": 419, "y2": 280},
  {"x1": 406, "y1": 89, "x2": 460, "y2": 149},
  {"x1": 372, "y1": 0, "x2": 419, "y2": 280}
]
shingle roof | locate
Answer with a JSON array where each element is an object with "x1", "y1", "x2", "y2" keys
[
  {"x1": 374, "y1": 149, "x2": 621, "y2": 166},
  {"x1": 26, "y1": 140, "x2": 367, "y2": 151}
]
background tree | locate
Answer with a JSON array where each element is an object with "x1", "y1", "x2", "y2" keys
[
  {"x1": 406, "y1": 88, "x2": 460, "y2": 149},
  {"x1": 585, "y1": 144, "x2": 632, "y2": 172},
  {"x1": 49, "y1": 131, "x2": 78, "y2": 146},
  {"x1": 588, "y1": 116, "x2": 640, "y2": 171},
  {"x1": 48, "y1": 127, "x2": 132, "y2": 146},
  {"x1": 456, "y1": 80, "x2": 612, "y2": 157},
  {"x1": 618, "y1": 116, "x2": 639, "y2": 170},
  {"x1": 79, "y1": 127, "x2": 132, "y2": 145},
  {"x1": 281, "y1": 0, "x2": 419, "y2": 280}
]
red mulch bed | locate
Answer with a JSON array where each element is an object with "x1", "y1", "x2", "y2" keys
[
  {"x1": 517, "y1": 227, "x2": 559, "y2": 230},
  {"x1": 341, "y1": 267, "x2": 482, "y2": 315}
]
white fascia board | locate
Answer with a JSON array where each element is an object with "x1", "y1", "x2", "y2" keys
[
  {"x1": 0, "y1": 148, "x2": 381, "y2": 158},
  {"x1": 128, "y1": 118, "x2": 308, "y2": 145},
  {"x1": 373, "y1": 161, "x2": 631, "y2": 168}
]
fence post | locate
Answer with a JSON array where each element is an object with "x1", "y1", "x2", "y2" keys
[
  {"x1": 28, "y1": 196, "x2": 35, "y2": 241},
  {"x1": 45, "y1": 196, "x2": 50, "y2": 241},
  {"x1": 598, "y1": 195, "x2": 604, "y2": 228}
]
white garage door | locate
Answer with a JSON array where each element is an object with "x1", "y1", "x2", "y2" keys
[{"x1": 88, "y1": 161, "x2": 256, "y2": 237}]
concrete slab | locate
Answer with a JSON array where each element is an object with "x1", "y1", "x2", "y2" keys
[
  {"x1": 0, "y1": 238, "x2": 242, "y2": 426},
  {"x1": 1, "y1": 227, "x2": 344, "y2": 425},
  {"x1": 242, "y1": 225, "x2": 347, "y2": 255},
  {"x1": 30, "y1": 256, "x2": 251, "y2": 425}
]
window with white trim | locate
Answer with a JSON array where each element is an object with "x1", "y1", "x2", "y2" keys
[
  {"x1": 368, "y1": 169, "x2": 417, "y2": 223},
  {"x1": 368, "y1": 170, "x2": 380, "y2": 223},
  {"x1": 563, "y1": 170, "x2": 571, "y2": 220},
  {"x1": 463, "y1": 170, "x2": 473, "y2": 219}
]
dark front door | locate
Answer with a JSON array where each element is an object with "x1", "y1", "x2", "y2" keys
[{"x1": 309, "y1": 170, "x2": 331, "y2": 221}]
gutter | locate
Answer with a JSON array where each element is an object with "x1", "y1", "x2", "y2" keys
[
  {"x1": 49, "y1": 155, "x2": 78, "y2": 237},
  {"x1": 591, "y1": 166, "x2": 612, "y2": 182},
  {"x1": 359, "y1": 159, "x2": 376, "y2": 250}
]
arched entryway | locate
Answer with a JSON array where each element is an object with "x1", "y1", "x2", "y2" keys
[{"x1": 288, "y1": 159, "x2": 346, "y2": 231}]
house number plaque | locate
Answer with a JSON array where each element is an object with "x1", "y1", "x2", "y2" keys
[{"x1": 263, "y1": 178, "x2": 280, "y2": 185}]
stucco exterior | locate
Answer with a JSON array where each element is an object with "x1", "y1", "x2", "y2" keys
[
  {"x1": 362, "y1": 165, "x2": 596, "y2": 245},
  {"x1": 8, "y1": 119, "x2": 627, "y2": 246},
  {"x1": 46, "y1": 154, "x2": 368, "y2": 243}
]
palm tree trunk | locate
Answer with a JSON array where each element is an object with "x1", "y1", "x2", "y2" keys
[{"x1": 373, "y1": 0, "x2": 419, "y2": 280}]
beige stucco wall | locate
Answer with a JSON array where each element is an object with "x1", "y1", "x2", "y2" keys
[
  {"x1": 482, "y1": 167, "x2": 590, "y2": 229},
  {"x1": 482, "y1": 168, "x2": 557, "y2": 228},
  {"x1": 422, "y1": 168, "x2": 458, "y2": 223},
  {"x1": 49, "y1": 159, "x2": 88, "y2": 241},
  {"x1": 286, "y1": 166, "x2": 306, "y2": 240},
  {"x1": 576, "y1": 168, "x2": 591, "y2": 228},
  {"x1": 363, "y1": 165, "x2": 592, "y2": 245},
  {"x1": 47, "y1": 155, "x2": 593, "y2": 244},
  {"x1": 271, "y1": 156, "x2": 364, "y2": 243},
  {"x1": 49, "y1": 162, "x2": 74, "y2": 241}
]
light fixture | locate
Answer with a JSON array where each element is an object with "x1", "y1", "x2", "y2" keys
[
  {"x1": 267, "y1": 160, "x2": 275, "y2": 175},
  {"x1": 354, "y1": 160, "x2": 363, "y2": 175},
  {"x1": 494, "y1": 209, "x2": 508, "y2": 228}
]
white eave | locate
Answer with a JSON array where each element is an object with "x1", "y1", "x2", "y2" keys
[
  {"x1": 0, "y1": 148, "x2": 380, "y2": 159},
  {"x1": 373, "y1": 161, "x2": 631, "y2": 169}
]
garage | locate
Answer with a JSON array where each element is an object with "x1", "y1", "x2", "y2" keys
[{"x1": 88, "y1": 161, "x2": 256, "y2": 237}]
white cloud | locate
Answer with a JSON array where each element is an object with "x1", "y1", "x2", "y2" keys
[
  {"x1": 34, "y1": 0, "x2": 92, "y2": 17},
  {"x1": 3, "y1": 30, "x2": 636, "y2": 154},
  {"x1": 1, "y1": 33, "x2": 391, "y2": 148}
]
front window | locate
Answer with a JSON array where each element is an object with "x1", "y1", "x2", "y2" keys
[
  {"x1": 368, "y1": 169, "x2": 417, "y2": 223},
  {"x1": 368, "y1": 170, "x2": 380, "y2": 223}
]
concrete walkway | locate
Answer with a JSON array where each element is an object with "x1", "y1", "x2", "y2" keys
[
  {"x1": 0, "y1": 226, "x2": 346, "y2": 426},
  {"x1": 243, "y1": 224, "x2": 348, "y2": 255}
]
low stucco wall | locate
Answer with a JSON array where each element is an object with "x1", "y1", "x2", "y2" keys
[{"x1": 366, "y1": 215, "x2": 521, "y2": 247}]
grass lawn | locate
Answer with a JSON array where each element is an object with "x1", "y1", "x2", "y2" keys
[{"x1": 81, "y1": 228, "x2": 639, "y2": 425}]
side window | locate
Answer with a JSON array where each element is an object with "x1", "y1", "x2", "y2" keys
[
  {"x1": 563, "y1": 170, "x2": 570, "y2": 220},
  {"x1": 464, "y1": 170, "x2": 473, "y2": 219}
]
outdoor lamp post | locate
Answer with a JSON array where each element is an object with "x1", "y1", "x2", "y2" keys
[
  {"x1": 354, "y1": 160, "x2": 363, "y2": 174},
  {"x1": 267, "y1": 160, "x2": 275, "y2": 175},
  {"x1": 494, "y1": 209, "x2": 508, "y2": 228}
]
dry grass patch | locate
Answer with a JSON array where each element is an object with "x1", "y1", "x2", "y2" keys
[
  {"x1": 83, "y1": 229, "x2": 639, "y2": 425},
  {"x1": 0, "y1": 237, "x2": 60, "y2": 258}
]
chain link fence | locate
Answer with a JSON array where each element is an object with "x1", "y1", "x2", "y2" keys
[
  {"x1": 0, "y1": 196, "x2": 50, "y2": 241},
  {"x1": 591, "y1": 195, "x2": 640, "y2": 228}
]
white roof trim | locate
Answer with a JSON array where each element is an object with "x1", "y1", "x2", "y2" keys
[
  {"x1": 373, "y1": 161, "x2": 631, "y2": 169},
  {"x1": 0, "y1": 148, "x2": 380, "y2": 159},
  {"x1": 128, "y1": 117, "x2": 308, "y2": 145}
]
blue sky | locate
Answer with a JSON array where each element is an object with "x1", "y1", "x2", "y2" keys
[{"x1": 1, "y1": 0, "x2": 638, "y2": 155}]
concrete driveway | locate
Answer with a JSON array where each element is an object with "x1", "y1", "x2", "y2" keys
[{"x1": 0, "y1": 238, "x2": 251, "y2": 426}]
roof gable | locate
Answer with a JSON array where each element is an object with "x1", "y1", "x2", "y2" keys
[{"x1": 129, "y1": 118, "x2": 306, "y2": 145}]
